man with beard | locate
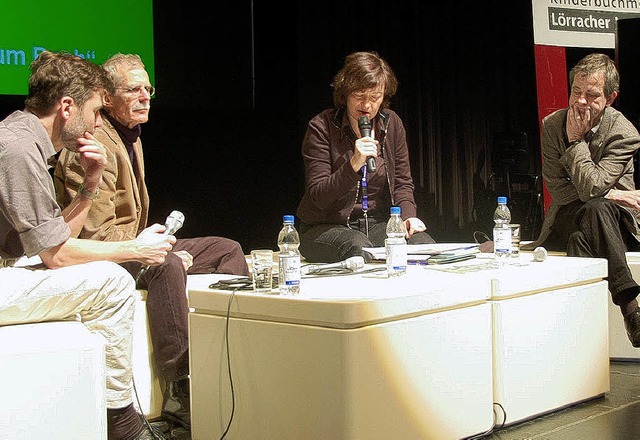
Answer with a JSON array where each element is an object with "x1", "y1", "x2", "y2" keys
[{"x1": 0, "y1": 50, "x2": 174, "y2": 440}]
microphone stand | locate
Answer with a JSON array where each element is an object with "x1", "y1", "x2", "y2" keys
[{"x1": 361, "y1": 165, "x2": 369, "y2": 237}]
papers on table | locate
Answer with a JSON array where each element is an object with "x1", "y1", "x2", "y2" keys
[
  {"x1": 363, "y1": 243, "x2": 481, "y2": 264},
  {"x1": 12, "y1": 255, "x2": 44, "y2": 267}
]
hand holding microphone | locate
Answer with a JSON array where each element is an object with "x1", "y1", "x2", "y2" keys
[
  {"x1": 136, "y1": 210, "x2": 185, "y2": 282},
  {"x1": 357, "y1": 116, "x2": 377, "y2": 173}
]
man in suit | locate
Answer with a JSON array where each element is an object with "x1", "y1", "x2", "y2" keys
[
  {"x1": 525, "y1": 53, "x2": 640, "y2": 347},
  {"x1": 55, "y1": 53, "x2": 249, "y2": 438}
]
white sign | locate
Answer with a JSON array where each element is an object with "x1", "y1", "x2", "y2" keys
[{"x1": 532, "y1": 0, "x2": 640, "y2": 48}]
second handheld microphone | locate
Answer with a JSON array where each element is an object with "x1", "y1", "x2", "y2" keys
[
  {"x1": 358, "y1": 116, "x2": 377, "y2": 173},
  {"x1": 136, "y1": 210, "x2": 185, "y2": 282},
  {"x1": 161, "y1": 210, "x2": 185, "y2": 237},
  {"x1": 301, "y1": 256, "x2": 365, "y2": 275}
]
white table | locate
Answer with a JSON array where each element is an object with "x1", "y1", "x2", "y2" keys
[
  {"x1": 187, "y1": 254, "x2": 611, "y2": 438},
  {"x1": 485, "y1": 254, "x2": 610, "y2": 426},
  {"x1": 188, "y1": 265, "x2": 495, "y2": 440}
]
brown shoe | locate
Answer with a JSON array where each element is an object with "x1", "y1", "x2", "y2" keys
[{"x1": 624, "y1": 307, "x2": 640, "y2": 348}]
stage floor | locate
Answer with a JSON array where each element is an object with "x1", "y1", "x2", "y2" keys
[{"x1": 486, "y1": 360, "x2": 640, "y2": 440}]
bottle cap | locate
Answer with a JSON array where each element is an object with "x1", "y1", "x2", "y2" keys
[
  {"x1": 283, "y1": 214, "x2": 295, "y2": 224},
  {"x1": 497, "y1": 196, "x2": 507, "y2": 204},
  {"x1": 390, "y1": 206, "x2": 401, "y2": 215}
]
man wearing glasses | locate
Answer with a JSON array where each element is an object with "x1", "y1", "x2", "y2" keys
[{"x1": 54, "y1": 53, "x2": 249, "y2": 439}]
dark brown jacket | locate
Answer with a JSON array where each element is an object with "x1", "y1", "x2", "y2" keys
[{"x1": 296, "y1": 108, "x2": 418, "y2": 226}]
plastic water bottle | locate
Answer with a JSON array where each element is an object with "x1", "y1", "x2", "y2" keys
[
  {"x1": 493, "y1": 196, "x2": 512, "y2": 261},
  {"x1": 277, "y1": 214, "x2": 301, "y2": 295},
  {"x1": 385, "y1": 206, "x2": 408, "y2": 277}
]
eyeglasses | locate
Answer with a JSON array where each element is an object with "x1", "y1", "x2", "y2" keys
[{"x1": 118, "y1": 85, "x2": 155, "y2": 97}]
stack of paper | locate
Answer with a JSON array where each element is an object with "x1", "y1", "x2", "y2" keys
[{"x1": 362, "y1": 243, "x2": 481, "y2": 264}]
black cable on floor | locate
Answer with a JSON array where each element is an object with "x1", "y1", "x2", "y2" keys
[
  {"x1": 465, "y1": 402, "x2": 506, "y2": 439},
  {"x1": 133, "y1": 377, "x2": 166, "y2": 439}
]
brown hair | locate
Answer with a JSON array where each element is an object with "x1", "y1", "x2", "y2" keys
[
  {"x1": 331, "y1": 51, "x2": 398, "y2": 108},
  {"x1": 569, "y1": 53, "x2": 619, "y2": 97},
  {"x1": 24, "y1": 50, "x2": 113, "y2": 115}
]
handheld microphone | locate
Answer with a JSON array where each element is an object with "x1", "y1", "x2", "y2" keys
[
  {"x1": 532, "y1": 246, "x2": 548, "y2": 262},
  {"x1": 161, "y1": 210, "x2": 185, "y2": 236},
  {"x1": 136, "y1": 210, "x2": 185, "y2": 282},
  {"x1": 358, "y1": 116, "x2": 376, "y2": 173},
  {"x1": 301, "y1": 255, "x2": 365, "y2": 275}
]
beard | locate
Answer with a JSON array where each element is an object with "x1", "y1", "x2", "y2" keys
[{"x1": 60, "y1": 114, "x2": 91, "y2": 152}]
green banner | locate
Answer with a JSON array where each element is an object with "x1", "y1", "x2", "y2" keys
[{"x1": 0, "y1": 0, "x2": 155, "y2": 95}]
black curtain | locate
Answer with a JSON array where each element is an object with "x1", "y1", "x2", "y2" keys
[
  {"x1": 293, "y1": 1, "x2": 540, "y2": 241},
  {"x1": 0, "y1": 1, "x2": 541, "y2": 251}
]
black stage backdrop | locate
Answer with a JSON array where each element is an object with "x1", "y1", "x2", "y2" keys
[{"x1": 1, "y1": 2, "x2": 548, "y2": 252}]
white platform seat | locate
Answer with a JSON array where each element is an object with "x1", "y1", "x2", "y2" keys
[
  {"x1": 522, "y1": 244, "x2": 640, "y2": 361},
  {"x1": 133, "y1": 287, "x2": 193, "y2": 419},
  {"x1": 132, "y1": 289, "x2": 164, "y2": 419},
  {"x1": 608, "y1": 252, "x2": 640, "y2": 361},
  {"x1": 0, "y1": 287, "x2": 166, "y2": 440},
  {"x1": 0, "y1": 321, "x2": 107, "y2": 440}
]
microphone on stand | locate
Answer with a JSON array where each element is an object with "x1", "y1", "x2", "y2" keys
[
  {"x1": 358, "y1": 116, "x2": 376, "y2": 173},
  {"x1": 135, "y1": 210, "x2": 185, "y2": 283},
  {"x1": 301, "y1": 256, "x2": 365, "y2": 275}
]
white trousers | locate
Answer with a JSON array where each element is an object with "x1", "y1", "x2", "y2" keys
[{"x1": 0, "y1": 260, "x2": 136, "y2": 408}]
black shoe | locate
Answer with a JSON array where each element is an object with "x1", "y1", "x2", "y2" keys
[
  {"x1": 167, "y1": 426, "x2": 191, "y2": 440},
  {"x1": 624, "y1": 307, "x2": 640, "y2": 347},
  {"x1": 133, "y1": 423, "x2": 169, "y2": 440},
  {"x1": 162, "y1": 375, "x2": 191, "y2": 430}
]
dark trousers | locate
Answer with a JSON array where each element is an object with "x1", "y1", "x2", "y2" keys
[
  {"x1": 122, "y1": 236, "x2": 249, "y2": 381},
  {"x1": 544, "y1": 198, "x2": 640, "y2": 306},
  {"x1": 299, "y1": 218, "x2": 436, "y2": 263}
]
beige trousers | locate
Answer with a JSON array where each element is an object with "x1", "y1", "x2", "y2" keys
[{"x1": 0, "y1": 260, "x2": 136, "y2": 408}]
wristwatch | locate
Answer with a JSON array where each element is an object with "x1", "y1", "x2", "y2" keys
[
  {"x1": 78, "y1": 183, "x2": 100, "y2": 200},
  {"x1": 568, "y1": 139, "x2": 582, "y2": 148}
]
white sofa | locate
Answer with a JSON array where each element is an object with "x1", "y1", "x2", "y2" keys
[{"x1": 0, "y1": 288, "x2": 163, "y2": 440}]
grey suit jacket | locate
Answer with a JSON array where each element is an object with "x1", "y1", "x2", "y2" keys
[{"x1": 525, "y1": 106, "x2": 640, "y2": 249}]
